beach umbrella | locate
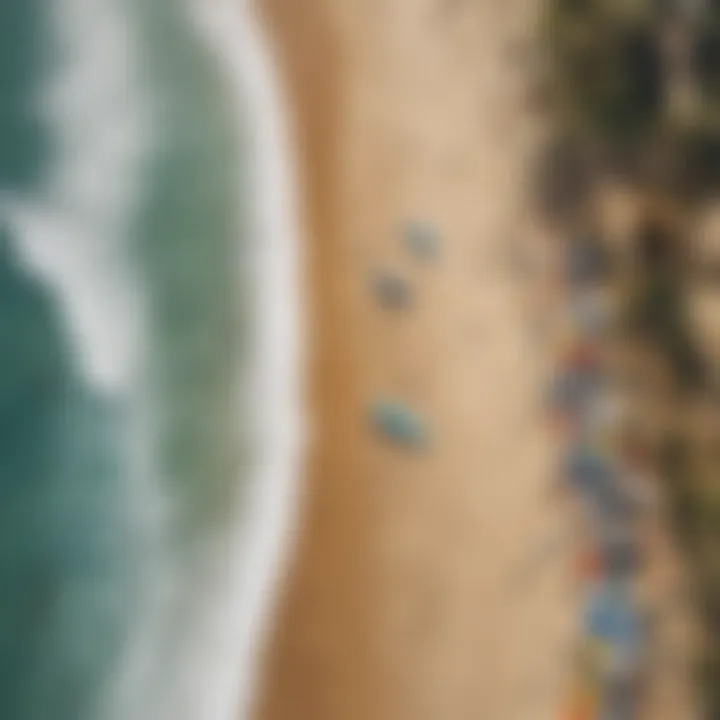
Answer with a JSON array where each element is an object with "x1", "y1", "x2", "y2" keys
[
  {"x1": 371, "y1": 270, "x2": 412, "y2": 310},
  {"x1": 584, "y1": 581, "x2": 644, "y2": 680},
  {"x1": 404, "y1": 222, "x2": 440, "y2": 261},
  {"x1": 563, "y1": 449, "x2": 646, "y2": 534},
  {"x1": 370, "y1": 401, "x2": 429, "y2": 448},
  {"x1": 563, "y1": 443, "x2": 617, "y2": 497}
]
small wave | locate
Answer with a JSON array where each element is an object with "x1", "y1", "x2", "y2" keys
[
  {"x1": 166, "y1": 1, "x2": 305, "y2": 718},
  {"x1": 4, "y1": 0, "x2": 150, "y2": 395},
  {"x1": 1, "y1": 0, "x2": 304, "y2": 716}
]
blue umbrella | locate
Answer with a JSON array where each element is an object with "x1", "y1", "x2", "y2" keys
[
  {"x1": 584, "y1": 581, "x2": 644, "y2": 669},
  {"x1": 371, "y1": 401, "x2": 429, "y2": 448},
  {"x1": 563, "y1": 443, "x2": 617, "y2": 497},
  {"x1": 404, "y1": 222, "x2": 440, "y2": 261}
]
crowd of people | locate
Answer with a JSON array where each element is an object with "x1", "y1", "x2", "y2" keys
[{"x1": 547, "y1": 233, "x2": 662, "y2": 719}]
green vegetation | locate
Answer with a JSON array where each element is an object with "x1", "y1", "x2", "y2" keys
[{"x1": 542, "y1": 0, "x2": 663, "y2": 155}]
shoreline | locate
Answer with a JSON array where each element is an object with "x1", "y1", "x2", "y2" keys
[
  {"x1": 252, "y1": 1, "x2": 374, "y2": 719},
  {"x1": 184, "y1": 1, "x2": 308, "y2": 719}
]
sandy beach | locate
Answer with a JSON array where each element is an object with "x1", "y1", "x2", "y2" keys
[
  {"x1": 252, "y1": 2, "x2": 374, "y2": 719},
  {"x1": 252, "y1": 1, "x2": 693, "y2": 719}
]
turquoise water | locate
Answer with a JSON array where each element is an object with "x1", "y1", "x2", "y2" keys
[
  {"x1": 0, "y1": 0, "x2": 252, "y2": 717},
  {"x1": 136, "y1": 0, "x2": 249, "y2": 534},
  {"x1": 0, "y1": 3, "x2": 50, "y2": 189},
  {"x1": 0, "y1": 226, "x2": 131, "y2": 720}
]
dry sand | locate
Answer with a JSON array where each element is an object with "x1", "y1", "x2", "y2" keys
[{"x1": 252, "y1": 1, "x2": 694, "y2": 719}]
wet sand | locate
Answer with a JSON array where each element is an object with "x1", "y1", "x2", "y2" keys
[
  {"x1": 251, "y1": 1, "x2": 692, "y2": 719},
  {"x1": 251, "y1": 1, "x2": 373, "y2": 719}
]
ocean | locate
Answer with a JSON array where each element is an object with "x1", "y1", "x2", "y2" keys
[{"x1": 0, "y1": 1, "x2": 302, "y2": 719}]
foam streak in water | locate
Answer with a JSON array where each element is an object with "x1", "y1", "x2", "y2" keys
[
  {"x1": 6, "y1": 0, "x2": 150, "y2": 395},
  {"x1": 174, "y1": 1, "x2": 306, "y2": 718},
  {"x1": 2, "y1": 0, "x2": 304, "y2": 715}
]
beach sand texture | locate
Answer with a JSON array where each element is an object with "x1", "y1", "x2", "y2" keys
[{"x1": 252, "y1": 1, "x2": 693, "y2": 719}]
